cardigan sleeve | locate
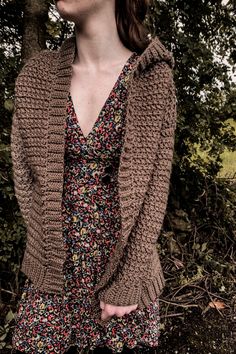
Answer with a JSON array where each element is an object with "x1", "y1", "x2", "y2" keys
[
  {"x1": 96, "y1": 69, "x2": 177, "y2": 307},
  {"x1": 10, "y1": 97, "x2": 34, "y2": 228},
  {"x1": 10, "y1": 52, "x2": 46, "y2": 228}
]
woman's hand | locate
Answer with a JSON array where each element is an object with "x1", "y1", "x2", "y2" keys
[{"x1": 100, "y1": 300, "x2": 138, "y2": 321}]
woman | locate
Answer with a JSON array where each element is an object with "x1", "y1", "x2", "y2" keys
[{"x1": 10, "y1": 0, "x2": 177, "y2": 353}]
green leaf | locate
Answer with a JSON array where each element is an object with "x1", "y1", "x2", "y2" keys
[
  {"x1": 5, "y1": 310, "x2": 15, "y2": 323},
  {"x1": 201, "y1": 242, "x2": 208, "y2": 252}
]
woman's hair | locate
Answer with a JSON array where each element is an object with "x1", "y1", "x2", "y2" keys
[{"x1": 115, "y1": 0, "x2": 153, "y2": 54}]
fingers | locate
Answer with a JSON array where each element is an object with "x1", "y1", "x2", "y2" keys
[
  {"x1": 101, "y1": 309, "x2": 112, "y2": 321},
  {"x1": 101, "y1": 303, "x2": 116, "y2": 321},
  {"x1": 128, "y1": 304, "x2": 138, "y2": 311},
  {"x1": 100, "y1": 302, "x2": 138, "y2": 321}
]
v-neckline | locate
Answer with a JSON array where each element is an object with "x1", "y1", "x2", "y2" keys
[{"x1": 69, "y1": 51, "x2": 137, "y2": 142}]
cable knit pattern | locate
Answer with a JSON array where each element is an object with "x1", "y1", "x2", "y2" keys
[{"x1": 10, "y1": 35, "x2": 177, "y2": 323}]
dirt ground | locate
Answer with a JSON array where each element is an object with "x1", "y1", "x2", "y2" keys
[{"x1": 156, "y1": 307, "x2": 235, "y2": 354}]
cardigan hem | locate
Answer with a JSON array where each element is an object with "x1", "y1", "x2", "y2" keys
[{"x1": 21, "y1": 249, "x2": 65, "y2": 293}]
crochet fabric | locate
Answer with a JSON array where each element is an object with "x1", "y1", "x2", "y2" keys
[{"x1": 10, "y1": 35, "x2": 177, "y2": 326}]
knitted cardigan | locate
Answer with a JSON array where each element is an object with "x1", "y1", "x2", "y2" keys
[{"x1": 10, "y1": 34, "x2": 177, "y2": 325}]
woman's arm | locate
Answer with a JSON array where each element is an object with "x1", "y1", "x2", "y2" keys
[
  {"x1": 96, "y1": 70, "x2": 177, "y2": 307},
  {"x1": 10, "y1": 101, "x2": 34, "y2": 228}
]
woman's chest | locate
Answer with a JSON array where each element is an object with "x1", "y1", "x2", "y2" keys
[
  {"x1": 69, "y1": 52, "x2": 138, "y2": 140},
  {"x1": 64, "y1": 88, "x2": 127, "y2": 161}
]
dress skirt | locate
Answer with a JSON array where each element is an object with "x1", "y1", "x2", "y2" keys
[{"x1": 12, "y1": 52, "x2": 161, "y2": 354}]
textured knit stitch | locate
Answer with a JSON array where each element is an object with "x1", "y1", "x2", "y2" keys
[
  {"x1": 10, "y1": 34, "x2": 177, "y2": 326},
  {"x1": 12, "y1": 58, "x2": 162, "y2": 353}
]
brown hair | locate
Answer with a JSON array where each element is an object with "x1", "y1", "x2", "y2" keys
[{"x1": 115, "y1": 0, "x2": 153, "y2": 54}]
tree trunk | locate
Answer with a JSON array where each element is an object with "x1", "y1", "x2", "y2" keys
[{"x1": 21, "y1": 0, "x2": 49, "y2": 64}]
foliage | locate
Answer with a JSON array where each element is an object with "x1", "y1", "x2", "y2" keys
[
  {"x1": 148, "y1": 0, "x2": 236, "y2": 312},
  {"x1": 0, "y1": 309, "x2": 15, "y2": 351}
]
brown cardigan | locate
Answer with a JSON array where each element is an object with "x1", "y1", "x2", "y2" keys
[{"x1": 10, "y1": 34, "x2": 177, "y2": 325}]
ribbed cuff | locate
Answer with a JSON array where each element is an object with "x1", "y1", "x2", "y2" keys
[
  {"x1": 96, "y1": 280, "x2": 142, "y2": 307},
  {"x1": 139, "y1": 271, "x2": 166, "y2": 310},
  {"x1": 92, "y1": 273, "x2": 166, "y2": 328}
]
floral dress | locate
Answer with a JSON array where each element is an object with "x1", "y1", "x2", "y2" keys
[{"x1": 12, "y1": 52, "x2": 161, "y2": 354}]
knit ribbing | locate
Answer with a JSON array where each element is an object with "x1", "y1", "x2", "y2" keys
[
  {"x1": 10, "y1": 35, "x2": 176, "y2": 319},
  {"x1": 42, "y1": 37, "x2": 76, "y2": 291}
]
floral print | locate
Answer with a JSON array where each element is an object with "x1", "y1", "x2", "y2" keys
[{"x1": 12, "y1": 52, "x2": 161, "y2": 354}]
